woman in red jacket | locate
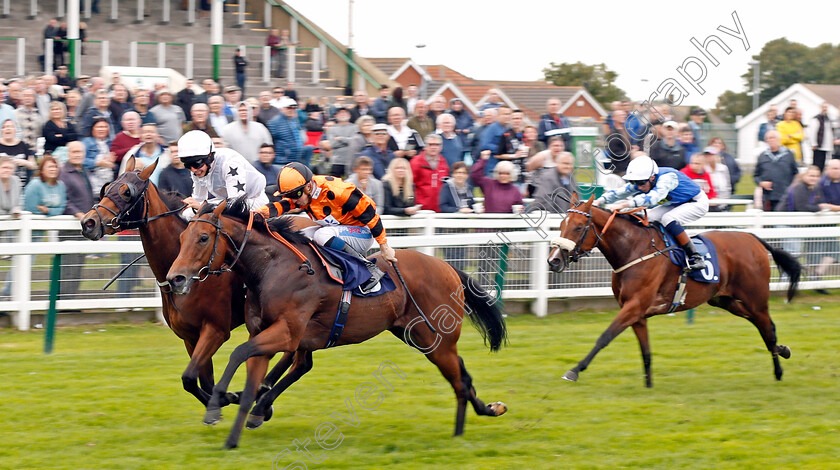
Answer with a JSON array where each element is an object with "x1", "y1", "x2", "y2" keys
[{"x1": 410, "y1": 133, "x2": 449, "y2": 212}]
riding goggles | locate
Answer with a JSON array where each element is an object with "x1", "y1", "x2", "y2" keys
[
  {"x1": 280, "y1": 186, "x2": 306, "y2": 200},
  {"x1": 182, "y1": 157, "x2": 210, "y2": 170}
]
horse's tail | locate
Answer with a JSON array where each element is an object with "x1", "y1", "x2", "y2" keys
[
  {"x1": 751, "y1": 233, "x2": 801, "y2": 302},
  {"x1": 455, "y1": 269, "x2": 508, "y2": 352}
]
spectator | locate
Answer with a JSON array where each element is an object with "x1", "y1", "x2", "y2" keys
[
  {"x1": 437, "y1": 113, "x2": 463, "y2": 167},
  {"x1": 82, "y1": 117, "x2": 115, "y2": 196},
  {"x1": 267, "y1": 97, "x2": 312, "y2": 166},
  {"x1": 221, "y1": 102, "x2": 272, "y2": 164},
  {"x1": 182, "y1": 103, "x2": 218, "y2": 138},
  {"x1": 273, "y1": 30, "x2": 293, "y2": 79},
  {"x1": 284, "y1": 81, "x2": 298, "y2": 102},
  {"x1": 122, "y1": 123, "x2": 169, "y2": 185},
  {"x1": 497, "y1": 110, "x2": 530, "y2": 186},
  {"x1": 0, "y1": 157, "x2": 22, "y2": 216},
  {"x1": 678, "y1": 125, "x2": 698, "y2": 162},
  {"x1": 388, "y1": 87, "x2": 406, "y2": 113},
  {"x1": 130, "y1": 88, "x2": 156, "y2": 125},
  {"x1": 386, "y1": 106, "x2": 422, "y2": 159},
  {"x1": 55, "y1": 65, "x2": 75, "y2": 93},
  {"x1": 108, "y1": 84, "x2": 132, "y2": 132},
  {"x1": 222, "y1": 86, "x2": 241, "y2": 117},
  {"x1": 811, "y1": 102, "x2": 835, "y2": 172},
  {"x1": 349, "y1": 90, "x2": 371, "y2": 122},
  {"x1": 478, "y1": 105, "x2": 512, "y2": 175},
  {"x1": 253, "y1": 143, "x2": 281, "y2": 186},
  {"x1": 708, "y1": 137, "x2": 741, "y2": 189},
  {"x1": 527, "y1": 136, "x2": 566, "y2": 196},
  {"x1": 65, "y1": 89, "x2": 83, "y2": 130},
  {"x1": 687, "y1": 108, "x2": 706, "y2": 147},
  {"x1": 356, "y1": 123, "x2": 396, "y2": 180},
  {"x1": 411, "y1": 134, "x2": 449, "y2": 212},
  {"x1": 471, "y1": 150, "x2": 524, "y2": 213},
  {"x1": 233, "y1": 49, "x2": 248, "y2": 93},
  {"x1": 778, "y1": 166, "x2": 821, "y2": 213},
  {"x1": 110, "y1": 111, "x2": 142, "y2": 175},
  {"x1": 256, "y1": 91, "x2": 280, "y2": 126},
  {"x1": 814, "y1": 160, "x2": 840, "y2": 289},
  {"x1": 149, "y1": 90, "x2": 185, "y2": 144},
  {"x1": 381, "y1": 157, "x2": 418, "y2": 216},
  {"x1": 470, "y1": 108, "x2": 496, "y2": 161},
  {"x1": 23, "y1": 155, "x2": 66, "y2": 216},
  {"x1": 371, "y1": 85, "x2": 390, "y2": 124},
  {"x1": 76, "y1": 76, "x2": 104, "y2": 118},
  {"x1": 405, "y1": 85, "x2": 419, "y2": 115},
  {"x1": 529, "y1": 151, "x2": 575, "y2": 214},
  {"x1": 407, "y1": 100, "x2": 434, "y2": 139},
  {"x1": 755, "y1": 130, "x2": 798, "y2": 211},
  {"x1": 348, "y1": 115, "x2": 376, "y2": 165},
  {"x1": 758, "y1": 105, "x2": 779, "y2": 143},
  {"x1": 447, "y1": 97, "x2": 473, "y2": 148},
  {"x1": 266, "y1": 29, "x2": 281, "y2": 77},
  {"x1": 193, "y1": 79, "x2": 217, "y2": 105},
  {"x1": 207, "y1": 95, "x2": 231, "y2": 136},
  {"x1": 680, "y1": 153, "x2": 717, "y2": 201},
  {"x1": 480, "y1": 89, "x2": 503, "y2": 111},
  {"x1": 346, "y1": 156, "x2": 384, "y2": 214},
  {"x1": 649, "y1": 120, "x2": 685, "y2": 170},
  {"x1": 158, "y1": 140, "x2": 193, "y2": 199},
  {"x1": 60, "y1": 141, "x2": 95, "y2": 298},
  {"x1": 14, "y1": 88, "x2": 44, "y2": 152},
  {"x1": 427, "y1": 96, "x2": 447, "y2": 124},
  {"x1": 80, "y1": 89, "x2": 115, "y2": 138},
  {"x1": 0, "y1": 95, "x2": 15, "y2": 129},
  {"x1": 439, "y1": 161, "x2": 474, "y2": 213},
  {"x1": 702, "y1": 146, "x2": 731, "y2": 211},
  {"x1": 33, "y1": 77, "x2": 52, "y2": 120},
  {"x1": 319, "y1": 106, "x2": 358, "y2": 178},
  {"x1": 777, "y1": 106, "x2": 805, "y2": 163},
  {"x1": 0, "y1": 119, "x2": 37, "y2": 187},
  {"x1": 268, "y1": 87, "x2": 285, "y2": 108},
  {"x1": 4, "y1": 80, "x2": 22, "y2": 109},
  {"x1": 537, "y1": 97, "x2": 571, "y2": 148},
  {"x1": 43, "y1": 101, "x2": 78, "y2": 157},
  {"x1": 175, "y1": 78, "x2": 196, "y2": 121}
]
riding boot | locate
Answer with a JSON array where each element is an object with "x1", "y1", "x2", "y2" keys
[
  {"x1": 339, "y1": 243, "x2": 385, "y2": 289},
  {"x1": 680, "y1": 240, "x2": 706, "y2": 271}
]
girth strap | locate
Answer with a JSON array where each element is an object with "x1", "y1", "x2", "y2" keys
[{"x1": 325, "y1": 290, "x2": 352, "y2": 348}]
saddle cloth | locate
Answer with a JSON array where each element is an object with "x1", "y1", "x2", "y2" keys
[
  {"x1": 309, "y1": 243, "x2": 396, "y2": 297},
  {"x1": 658, "y1": 226, "x2": 720, "y2": 284}
]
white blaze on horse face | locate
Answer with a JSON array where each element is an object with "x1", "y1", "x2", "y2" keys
[{"x1": 550, "y1": 237, "x2": 577, "y2": 251}]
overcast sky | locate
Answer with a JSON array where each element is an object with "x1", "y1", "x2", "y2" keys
[{"x1": 284, "y1": 0, "x2": 840, "y2": 109}]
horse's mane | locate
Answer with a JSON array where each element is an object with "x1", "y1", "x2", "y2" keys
[
  {"x1": 157, "y1": 189, "x2": 188, "y2": 212},
  {"x1": 581, "y1": 203, "x2": 658, "y2": 231},
  {"x1": 200, "y1": 196, "x2": 310, "y2": 245}
]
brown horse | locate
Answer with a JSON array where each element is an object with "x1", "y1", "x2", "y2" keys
[
  {"x1": 547, "y1": 195, "x2": 800, "y2": 388},
  {"x1": 165, "y1": 197, "x2": 508, "y2": 449},
  {"x1": 79, "y1": 159, "x2": 307, "y2": 409}
]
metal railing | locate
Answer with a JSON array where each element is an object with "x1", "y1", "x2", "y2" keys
[{"x1": 2, "y1": 209, "x2": 840, "y2": 330}]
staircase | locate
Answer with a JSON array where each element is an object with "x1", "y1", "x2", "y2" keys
[{"x1": 0, "y1": 0, "x2": 344, "y2": 97}]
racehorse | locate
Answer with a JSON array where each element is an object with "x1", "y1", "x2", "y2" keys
[
  {"x1": 79, "y1": 159, "x2": 307, "y2": 409},
  {"x1": 547, "y1": 195, "x2": 800, "y2": 388},
  {"x1": 165, "y1": 197, "x2": 508, "y2": 449}
]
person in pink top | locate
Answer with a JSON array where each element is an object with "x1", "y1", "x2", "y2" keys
[{"x1": 471, "y1": 149, "x2": 524, "y2": 213}]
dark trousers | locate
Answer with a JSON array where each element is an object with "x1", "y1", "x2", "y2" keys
[{"x1": 814, "y1": 150, "x2": 829, "y2": 172}]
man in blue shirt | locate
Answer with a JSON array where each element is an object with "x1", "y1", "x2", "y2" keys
[
  {"x1": 478, "y1": 105, "x2": 512, "y2": 175},
  {"x1": 267, "y1": 97, "x2": 313, "y2": 167}
]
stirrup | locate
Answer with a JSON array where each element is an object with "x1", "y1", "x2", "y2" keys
[{"x1": 359, "y1": 263, "x2": 384, "y2": 293}]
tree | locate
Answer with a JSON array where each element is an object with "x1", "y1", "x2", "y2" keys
[
  {"x1": 714, "y1": 90, "x2": 752, "y2": 123},
  {"x1": 543, "y1": 62, "x2": 626, "y2": 106}
]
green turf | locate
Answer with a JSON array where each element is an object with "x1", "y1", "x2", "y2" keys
[{"x1": 1, "y1": 295, "x2": 838, "y2": 470}]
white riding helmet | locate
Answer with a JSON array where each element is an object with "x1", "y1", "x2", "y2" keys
[
  {"x1": 177, "y1": 130, "x2": 215, "y2": 159},
  {"x1": 623, "y1": 155, "x2": 659, "y2": 182}
]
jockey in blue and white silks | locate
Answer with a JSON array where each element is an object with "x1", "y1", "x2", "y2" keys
[{"x1": 594, "y1": 154, "x2": 709, "y2": 271}]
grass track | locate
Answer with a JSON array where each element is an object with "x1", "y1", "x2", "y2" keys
[{"x1": 1, "y1": 295, "x2": 839, "y2": 470}]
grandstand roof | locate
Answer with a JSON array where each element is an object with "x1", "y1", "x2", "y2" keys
[{"x1": 365, "y1": 58, "x2": 413, "y2": 78}]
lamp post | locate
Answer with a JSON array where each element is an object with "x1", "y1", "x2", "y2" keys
[{"x1": 749, "y1": 60, "x2": 760, "y2": 110}]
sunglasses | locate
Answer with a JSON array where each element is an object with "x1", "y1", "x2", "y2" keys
[
  {"x1": 183, "y1": 158, "x2": 209, "y2": 169},
  {"x1": 283, "y1": 187, "x2": 305, "y2": 199},
  {"x1": 630, "y1": 179, "x2": 649, "y2": 186}
]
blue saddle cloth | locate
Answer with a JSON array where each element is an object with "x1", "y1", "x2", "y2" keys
[
  {"x1": 318, "y1": 245, "x2": 397, "y2": 297},
  {"x1": 658, "y1": 228, "x2": 720, "y2": 283}
]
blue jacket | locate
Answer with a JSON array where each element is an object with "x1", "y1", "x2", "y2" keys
[
  {"x1": 598, "y1": 167, "x2": 701, "y2": 208},
  {"x1": 537, "y1": 113, "x2": 571, "y2": 148},
  {"x1": 478, "y1": 122, "x2": 506, "y2": 174},
  {"x1": 81, "y1": 136, "x2": 112, "y2": 171},
  {"x1": 447, "y1": 109, "x2": 474, "y2": 147},
  {"x1": 357, "y1": 145, "x2": 395, "y2": 180},
  {"x1": 267, "y1": 114, "x2": 303, "y2": 165},
  {"x1": 439, "y1": 178, "x2": 474, "y2": 213}
]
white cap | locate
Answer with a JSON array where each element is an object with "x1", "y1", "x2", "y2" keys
[
  {"x1": 177, "y1": 130, "x2": 214, "y2": 158},
  {"x1": 623, "y1": 155, "x2": 659, "y2": 181},
  {"x1": 277, "y1": 97, "x2": 297, "y2": 108}
]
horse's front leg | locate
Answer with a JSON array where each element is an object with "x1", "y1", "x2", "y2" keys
[
  {"x1": 225, "y1": 355, "x2": 270, "y2": 449},
  {"x1": 181, "y1": 323, "x2": 228, "y2": 406},
  {"x1": 631, "y1": 319, "x2": 652, "y2": 388},
  {"x1": 247, "y1": 350, "x2": 313, "y2": 430},
  {"x1": 563, "y1": 296, "x2": 649, "y2": 383}
]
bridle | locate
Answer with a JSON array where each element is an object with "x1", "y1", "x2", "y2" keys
[
  {"x1": 187, "y1": 211, "x2": 254, "y2": 282},
  {"x1": 90, "y1": 172, "x2": 186, "y2": 233},
  {"x1": 561, "y1": 207, "x2": 605, "y2": 263}
]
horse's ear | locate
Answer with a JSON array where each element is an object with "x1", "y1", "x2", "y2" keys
[
  {"x1": 212, "y1": 199, "x2": 227, "y2": 217},
  {"x1": 138, "y1": 158, "x2": 159, "y2": 181},
  {"x1": 571, "y1": 192, "x2": 581, "y2": 205},
  {"x1": 124, "y1": 156, "x2": 136, "y2": 172},
  {"x1": 583, "y1": 194, "x2": 595, "y2": 210}
]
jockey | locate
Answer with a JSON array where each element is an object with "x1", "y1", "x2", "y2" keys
[
  {"x1": 594, "y1": 154, "x2": 709, "y2": 271},
  {"x1": 177, "y1": 130, "x2": 269, "y2": 220},
  {"x1": 259, "y1": 162, "x2": 397, "y2": 289}
]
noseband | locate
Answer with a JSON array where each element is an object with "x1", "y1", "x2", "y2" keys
[
  {"x1": 91, "y1": 173, "x2": 186, "y2": 233},
  {"x1": 562, "y1": 208, "x2": 604, "y2": 262}
]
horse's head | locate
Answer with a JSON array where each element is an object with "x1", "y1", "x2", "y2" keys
[
  {"x1": 167, "y1": 200, "x2": 237, "y2": 295},
  {"x1": 81, "y1": 157, "x2": 157, "y2": 240},
  {"x1": 548, "y1": 194, "x2": 599, "y2": 273}
]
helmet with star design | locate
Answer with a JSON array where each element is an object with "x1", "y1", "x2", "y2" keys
[{"x1": 177, "y1": 130, "x2": 216, "y2": 170}]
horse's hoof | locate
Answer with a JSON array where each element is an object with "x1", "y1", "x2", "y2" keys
[
  {"x1": 488, "y1": 402, "x2": 507, "y2": 416},
  {"x1": 224, "y1": 439, "x2": 238, "y2": 450},
  {"x1": 246, "y1": 414, "x2": 264, "y2": 430},
  {"x1": 777, "y1": 344, "x2": 791, "y2": 359},
  {"x1": 204, "y1": 407, "x2": 222, "y2": 425},
  {"x1": 264, "y1": 405, "x2": 274, "y2": 422},
  {"x1": 225, "y1": 391, "x2": 241, "y2": 405},
  {"x1": 562, "y1": 370, "x2": 579, "y2": 382}
]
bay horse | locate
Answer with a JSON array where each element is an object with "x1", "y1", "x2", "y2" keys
[
  {"x1": 547, "y1": 195, "x2": 800, "y2": 388},
  {"x1": 79, "y1": 159, "x2": 308, "y2": 409},
  {"x1": 165, "y1": 198, "x2": 508, "y2": 449}
]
